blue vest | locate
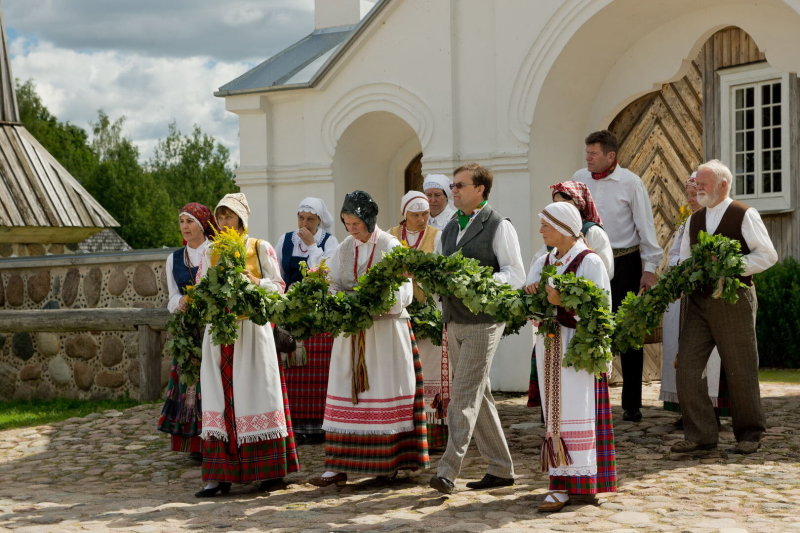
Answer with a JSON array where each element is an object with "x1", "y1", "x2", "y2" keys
[
  {"x1": 280, "y1": 231, "x2": 331, "y2": 286},
  {"x1": 171, "y1": 248, "x2": 199, "y2": 295}
]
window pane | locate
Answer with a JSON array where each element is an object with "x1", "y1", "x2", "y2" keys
[
  {"x1": 773, "y1": 82, "x2": 781, "y2": 103},
  {"x1": 736, "y1": 175, "x2": 744, "y2": 195},
  {"x1": 773, "y1": 127, "x2": 782, "y2": 148},
  {"x1": 773, "y1": 105, "x2": 781, "y2": 126},
  {"x1": 736, "y1": 110, "x2": 744, "y2": 130},
  {"x1": 763, "y1": 152, "x2": 772, "y2": 171},
  {"x1": 736, "y1": 153, "x2": 745, "y2": 174},
  {"x1": 773, "y1": 149, "x2": 782, "y2": 171},
  {"x1": 746, "y1": 109, "x2": 754, "y2": 129},
  {"x1": 762, "y1": 129, "x2": 771, "y2": 149},
  {"x1": 735, "y1": 88, "x2": 744, "y2": 108},
  {"x1": 746, "y1": 130, "x2": 754, "y2": 150},
  {"x1": 746, "y1": 175, "x2": 755, "y2": 195},
  {"x1": 773, "y1": 171, "x2": 782, "y2": 192},
  {"x1": 746, "y1": 153, "x2": 754, "y2": 172},
  {"x1": 746, "y1": 87, "x2": 754, "y2": 107},
  {"x1": 763, "y1": 173, "x2": 772, "y2": 193},
  {"x1": 763, "y1": 105, "x2": 772, "y2": 127},
  {"x1": 762, "y1": 84, "x2": 771, "y2": 105}
]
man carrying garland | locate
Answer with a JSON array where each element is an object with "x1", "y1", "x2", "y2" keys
[
  {"x1": 429, "y1": 163, "x2": 526, "y2": 494},
  {"x1": 671, "y1": 159, "x2": 777, "y2": 455}
]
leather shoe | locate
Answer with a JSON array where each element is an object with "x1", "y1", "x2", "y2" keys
[
  {"x1": 622, "y1": 409, "x2": 642, "y2": 422},
  {"x1": 194, "y1": 482, "x2": 231, "y2": 498},
  {"x1": 429, "y1": 475, "x2": 455, "y2": 494},
  {"x1": 734, "y1": 440, "x2": 760, "y2": 454},
  {"x1": 465, "y1": 473, "x2": 515, "y2": 490},
  {"x1": 308, "y1": 473, "x2": 347, "y2": 487},
  {"x1": 537, "y1": 491, "x2": 570, "y2": 512},
  {"x1": 670, "y1": 440, "x2": 717, "y2": 453},
  {"x1": 258, "y1": 478, "x2": 287, "y2": 492}
]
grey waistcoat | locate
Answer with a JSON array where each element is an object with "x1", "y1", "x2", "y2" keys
[{"x1": 440, "y1": 204, "x2": 505, "y2": 324}]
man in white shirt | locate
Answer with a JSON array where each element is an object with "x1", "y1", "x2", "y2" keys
[
  {"x1": 429, "y1": 163, "x2": 525, "y2": 494},
  {"x1": 573, "y1": 130, "x2": 663, "y2": 422},
  {"x1": 670, "y1": 159, "x2": 777, "y2": 455},
  {"x1": 423, "y1": 174, "x2": 457, "y2": 230}
]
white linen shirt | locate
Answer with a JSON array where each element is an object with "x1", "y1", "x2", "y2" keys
[
  {"x1": 678, "y1": 197, "x2": 778, "y2": 276},
  {"x1": 275, "y1": 228, "x2": 339, "y2": 277},
  {"x1": 435, "y1": 204, "x2": 526, "y2": 289},
  {"x1": 165, "y1": 240, "x2": 209, "y2": 313},
  {"x1": 428, "y1": 204, "x2": 457, "y2": 231},
  {"x1": 573, "y1": 165, "x2": 663, "y2": 272}
]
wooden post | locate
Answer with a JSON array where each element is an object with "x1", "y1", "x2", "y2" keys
[{"x1": 138, "y1": 325, "x2": 163, "y2": 402}]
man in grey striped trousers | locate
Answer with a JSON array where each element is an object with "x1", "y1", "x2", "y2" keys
[{"x1": 429, "y1": 163, "x2": 526, "y2": 494}]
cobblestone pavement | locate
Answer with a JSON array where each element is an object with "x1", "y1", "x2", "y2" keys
[{"x1": 1, "y1": 381, "x2": 799, "y2": 533}]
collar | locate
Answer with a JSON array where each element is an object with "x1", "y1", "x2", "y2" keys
[
  {"x1": 706, "y1": 196, "x2": 733, "y2": 213},
  {"x1": 590, "y1": 164, "x2": 621, "y2": 181}
]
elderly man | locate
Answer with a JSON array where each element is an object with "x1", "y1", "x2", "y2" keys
[
  {"x1": 573, "y1": 130, "x2": 662, "y2": 422},
  {"x1": 429, "y1": 163, "x2": 526, "y2": 494},
  {"x1": 671, "y1": 159, "x2": 777, "y2": 455},
  {"x1": 423, "y1": 174, "x2": 457, "y2": 230}
]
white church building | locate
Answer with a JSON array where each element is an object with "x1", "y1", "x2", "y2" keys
[{"x1": 216, "y1": 0, "x2": 800, "y2": 390}]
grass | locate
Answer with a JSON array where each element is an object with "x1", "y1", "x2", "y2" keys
[
  {"x1": 759, "y1": 369, "x2": 800, "y2": 384},
  {"x1": 0, "y1": 397, "x2": 141, "y2": 431}
]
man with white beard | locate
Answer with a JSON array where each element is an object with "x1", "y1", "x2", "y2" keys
[{"x1": 671, "y1": 159, "x2": 777, "y2": 455}]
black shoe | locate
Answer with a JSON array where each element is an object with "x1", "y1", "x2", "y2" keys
[
  {"x1": 622, "y1": 409, "x2": 642, "y2": 422},
  {"x1": 188, "y1": 451, "x2": 203, "y2": 463},
  {"x1": 194, "y1": 482, "x2": 231, "y2": 498},
  {"x1": 258, "y1": 478, "x2": 287, "y2": 492},
  {"x1": 672, "y1": 417, "x2": 684, "y2": 429},
  {"x1": 429, "y1": 475, "x2": 454, "y2": 494},
  {"x1": 465, "y1": 473, "x2": 515, "y2": 490}
]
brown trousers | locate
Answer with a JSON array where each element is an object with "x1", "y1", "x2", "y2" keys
[{"x1": 677, "y1": 286, "x2": 765, "y2": 444}]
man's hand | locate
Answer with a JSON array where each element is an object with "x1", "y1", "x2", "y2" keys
[
  {"x1": 297, "y1": 227, "x2": 315, "y2": 246},
  {"x1": 524, "y1": 282, "x2": 540, "y2": 295},
  {"x1": 640, "y1": 271, "x2": 658, "y2": 292},
  {"x1": 545, "y1": 285, "x2": 562, "y2": 306}
]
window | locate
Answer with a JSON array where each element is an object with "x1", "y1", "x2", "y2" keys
[{"x1": 720, "y1": 63, "x2": 793, "y2": 213}]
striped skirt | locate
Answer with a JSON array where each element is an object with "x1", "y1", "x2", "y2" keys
[
  {"x1": 548, "y1": 375, "x2": 617, "y2": 494},
  {"x1": 527, "y1": 346, "x2": 541, "y2": 408},
  {"x1": 284, "y1": 332, "x2": 334, "y2": 435},
  {"x1": 323, "y1": 321, "x2": 430, "y2": 476},
  {"x1": 202, "y1": 344, "x2": 301, "y2": 484},
  {"x1": 158, "y1": 357, "x2": 203, "y2": 453}
]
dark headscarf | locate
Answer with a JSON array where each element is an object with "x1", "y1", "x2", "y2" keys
[
  {"x1": 340, "y1": 190, "x2": 379, "y2": 233},
  {"x1": 180, "y1": 202, "x2": 217, "y2": 238}
]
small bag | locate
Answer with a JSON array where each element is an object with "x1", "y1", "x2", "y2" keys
[{"x1": 273, "y1": 325, "x2": 297, "y2": 353}]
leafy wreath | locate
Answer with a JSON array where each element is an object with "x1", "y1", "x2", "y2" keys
[{"x1": 167, "y1": 229, "x2": 745, "y2": 386}]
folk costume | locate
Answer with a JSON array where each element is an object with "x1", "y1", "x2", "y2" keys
[
  {"x1": 158, "y1": 203, "x2": 214, "y2": 456},
  {"x1": 196, "y1": 193, "x2": 299, "y2": 495},
  {"x1": 528, "y1": 202, "x2": 617, "y2": 509},
  {"x1": 315, "y1": 191, "x2": 429, "y2": 483},
  {"x1": 574, "y1": 162, "x2": 663, "y2": 419},
  {"x1": 275, "y1": 198, "x2": 339, "y2": 440},
  {"x1": 389, "y1": 191, "x2": 448, "y2": 449},
  {"x1": 423, "y1": 174, "x2": 457, "y2": 230}
]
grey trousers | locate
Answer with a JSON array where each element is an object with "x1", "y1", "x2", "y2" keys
[
  {"x1": 677, "y1": 286, "x2": 766, "y2": 444},
  {"x1": 436, "y1": 321, "x2": 514, "y2": 481}
]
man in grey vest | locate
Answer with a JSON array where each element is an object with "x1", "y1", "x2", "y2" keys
[{"x1": 429, "y1": 163, "x2": 525, "y2": 494}]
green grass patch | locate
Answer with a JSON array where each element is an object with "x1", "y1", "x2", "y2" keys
[
  {"x1": 0, "y1": 397, "x2": 141, "y2": 431},
  {"x1": 759, "y1": 369, "x2": 800, "y2": 384}
]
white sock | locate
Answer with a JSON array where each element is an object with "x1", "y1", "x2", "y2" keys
[
  {"x1": 203, "y1": 481, "x2": 219, "y2": 490},
  {"x1": 320, "y1": 471, "x2": 339, "y2": 478},
  {"x1": 544, "y1": 491, "x2": 569, "y2": 503}
]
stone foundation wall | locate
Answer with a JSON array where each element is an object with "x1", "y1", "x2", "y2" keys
[{"x1": 0, "y1": 249, "x2": 176, "y2": 401}]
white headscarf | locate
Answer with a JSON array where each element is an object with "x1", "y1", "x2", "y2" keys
[
  {"x1": 539, "y1": 201, "x2": 582, "y2": 238},
  {"x1": 297, "y1": 197, "x2": 334, "y2": 232},
  {"x1": 400, "y1": 190, "x2": 429, "y2": 218},
  {"x1": 215, "y1": 193, "x2": 251, "y2": 230},
  {"x1": 422, "y1": 174, "x2": 452, "y2": 200}
]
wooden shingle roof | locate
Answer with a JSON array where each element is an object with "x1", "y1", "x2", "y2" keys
[{"x1": 0, "y1": 9, "x2": 118, "y2": 244}]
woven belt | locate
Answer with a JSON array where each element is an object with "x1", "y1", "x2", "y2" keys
[{"x1": 612, "y1": 245, "x2": 639, "y2": 258}]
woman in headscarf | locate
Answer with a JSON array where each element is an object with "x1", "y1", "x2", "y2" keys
[
  {"x1": 194, "y1": 193, "x2": 300, "y2": 497},
  {"x1": 309, "y1": 190, "x2": 429, "y2": 486},
  {"x1": 524, "y1": 202, "x2": 617, "y2": 512},
  {"x1": 528, "y1": 180, "x2": 613, "y2": 413},
  {"x1": 388, "y1": 191, "x2": 448, "y2": 449},
  {"x1": 659, "y1": 174, "x2": 729, "y2": 426},
  {"x1": 423, "y1": 174, "x2": 457, "y2": 230},
  {"x1": 275, "y1": 197, "x2": 339, "y2": 443},
  {"x1": 158, "y1": 202, "x2": 215, "y2": 461}
]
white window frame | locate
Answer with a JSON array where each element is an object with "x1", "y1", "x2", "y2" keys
[{"x1": 720, "y1": 63, "x2": 793, "y2": 213}]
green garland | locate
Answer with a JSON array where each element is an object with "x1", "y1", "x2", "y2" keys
[{"x1": 167, "y1": 230, "x2": 744, "y2": 386}]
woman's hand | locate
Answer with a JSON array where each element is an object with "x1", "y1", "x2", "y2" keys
[
  {"x1": 297, "y1": 227, "x2": 315, "y2": 246},
  {"x1": 524, "y1": 281, "x2": 540, "y2": 294},
  {"x1": 545, "y1": 285, "x2": 562, "y2": 306},
  {"x1": 178, "y1": 295, "x2": 188, "y2": 312},
  {"x1": 242, "y1": 269, "x2": 260, "y2": 285}
]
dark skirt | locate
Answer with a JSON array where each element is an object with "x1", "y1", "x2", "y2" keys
[
  {"x1": 157, "y1": 357, "x2": 202, "y2": 452},
  {"x1": 283, "y1": 332, "x2": 334, "y2": 436}
]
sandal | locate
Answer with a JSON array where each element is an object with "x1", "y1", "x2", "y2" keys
[{"x1": 537, "y1": 490, "x2": 570, "y2": 512}]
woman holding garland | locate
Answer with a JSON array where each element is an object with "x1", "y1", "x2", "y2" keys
[
  {"x1": 195, "y1": 193, "x2": 300, "y2": 497},
  {"x1": 158, "y1": 202, "x2": 216, "y2": 461},
  {"x1": 388, "y1": 191, "x2": 449, "y2": 449},
  {"x1": 310, "y1": 190, "x2": 429, "y2": 486},
  {"x1": 525, "y1": 201, "x2": 617, "y2": 512},
  {"x1": 275, "y1": 197, "x2": 339, "y2": 443}
]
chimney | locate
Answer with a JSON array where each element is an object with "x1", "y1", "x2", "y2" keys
[{"x1": 314, "y1": 0, "x2": 375, "y2": 30}]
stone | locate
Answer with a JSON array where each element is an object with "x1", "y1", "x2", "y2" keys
[
  {"x1": 73, "y1": 361, "x2": 94, "y2": 390},
  {"x1": 133, "y1": 264, "x2": 158, "y2": 296},
  {"x1": 36, "y1": 332, "x2": 60, "y2": 356},
  {"x1": 19, "y1": 363, "x2": 42, "y2": 381},
  {"x1": 84, "y1": 267, "x2": 103, "y2": 307},
  {"x1": 12, "y1": 332, "x2": 34, "y2": 360},
  {"x1": 101, "y1": 335, "x2": 125, "y2": 367},
  {"x1": 96, "y1": 371, "x2": 125, "y2": 388},
  {"x1": 0, "y1": 242, "x2": 12, "y2": 257},
  {"x1": 65, "y1": 334, "x2": 98, "y2": 360},
  {"x1": 0, "y1": 362, "x2": 16, "y2": 400},
  {"x1": 608, "y1": 512, "x2": 651, "y2": 525},
  {"x1": 48, "y1": 243, "x2": 65, "y2": 255},
  {"x1": 12, "y1": 382, "x2": 32, "y2": 401},
  {"x1": 62, "y1": 268, "x2": 80, "y2": 307},
  {"x1": 108, "y1": 266, "x2": 128, "y2": 296},
  {"x1": 36, "y1": 381, "x2": 55, "y2": 401},
  {"x1": 27, "y1": 270, "x2": 51, "y2": 303},
  {"x1": 48, "y1": 356, "x2": 73, "y2": 385},
  {"x1": 43, "y1": 300, "x2": 60, "y2": 310},
  {"x1": 6, "y1": 274, "x2": 24, "y2": 306},
  {"x1": 26, "y1": 243, "x2": 46, "y2": 256}
]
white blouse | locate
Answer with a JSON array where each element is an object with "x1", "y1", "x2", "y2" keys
[{"x1": 165, "y1": 240, "x2": 209, "y2": 313}]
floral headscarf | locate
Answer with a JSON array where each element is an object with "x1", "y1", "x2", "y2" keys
[{"x1": 550, "y1": 180, "x2": 603, "y2": 225}]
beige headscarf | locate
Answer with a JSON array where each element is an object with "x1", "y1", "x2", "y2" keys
[{"x1": 215, "y1": 193, "x2": 251, "y2": 230}]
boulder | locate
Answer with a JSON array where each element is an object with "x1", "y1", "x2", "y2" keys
[
  {"x1": 62, "y1": 268, "x2": 80, "y2": 307},
  {"x1": 6, "y1": 274, "x2": 24, "y2": 306},
  {"x1": 101, "y1": 335, "x2": 125, "y2": 367},
  {"x1": 83, "y1": 267, "x2": 103, "y2": 307},
  {"x1": 96, "y1": 371, "x2": 125, "y2": 388},
  {"x1": 65, "y1": 334, "x2": 98, "y2": 360},
  {"x1": 133, "y1": 264, "x2": 158, "y2": 297},
  {"x1": 107, "y1": 266, "x2": 128, "y2": 296},
  {"x1": 12, "y1": 333, "x2": 34, "y2": 361},
  {"x1": 47, "y1": 356, "x2": 73, "y2": 385},
  {"x1": 19, "y1": 363, "x2": 42, "y2": 381},
  {"x1": 36, "y1": 332, "x2": 60, "y2": 357},
  {"x1": 27, "y1": 270, "x2": 51, "y2": 303},
  {"x1": 73, "y1": 361, "x2": 94, "y2": 390}
]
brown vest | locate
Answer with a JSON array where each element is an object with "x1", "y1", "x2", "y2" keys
[{"x1": 689, "y1": 200, "x2": 752, "y2": 286}]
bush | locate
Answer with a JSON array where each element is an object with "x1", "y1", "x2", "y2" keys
[{"x1": 754, "y1": 257, "x2": 800, "y2": 368}]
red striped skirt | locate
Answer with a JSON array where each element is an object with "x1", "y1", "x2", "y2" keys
[
  {"x1": 549, "y1": 374, "x2": 617, "y2": 494},
  {"x1": 283, "y1": 332, "x2": 333, "y2": 433},
  {"x1": 323, "y1": 321, "x2": 429, "y2": 475}
]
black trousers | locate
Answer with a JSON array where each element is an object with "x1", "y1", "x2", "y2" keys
[{"x1": 611, "y1": 251, "x2": 644, "y2": 412}]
